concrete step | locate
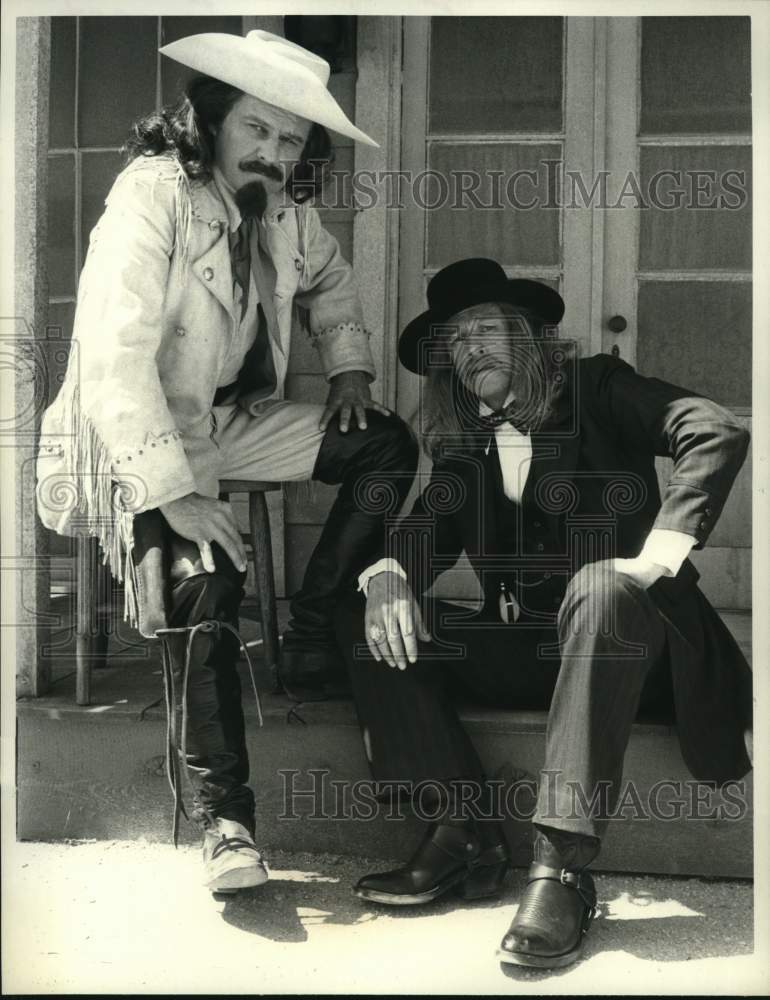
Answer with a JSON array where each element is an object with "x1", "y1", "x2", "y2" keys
[{"x1": 16, "y1": 603, "x2": 753, "y2": 878}]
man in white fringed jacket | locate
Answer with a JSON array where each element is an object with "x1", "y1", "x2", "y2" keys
[{"x1": 36, "y1": 30, "x2": 417, "y2": 892}]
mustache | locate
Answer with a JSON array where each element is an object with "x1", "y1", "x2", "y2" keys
[{"x1": 238, "y1": 159, "x2": 284, "y2": 184}]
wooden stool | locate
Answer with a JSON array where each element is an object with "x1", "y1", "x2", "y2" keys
[{"x1": 75, "y1": 481, "x2": 282, "y2": 705}]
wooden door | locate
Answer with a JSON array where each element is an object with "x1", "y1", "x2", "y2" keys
[
  {"x1": 397, "y1": 15, "x2": 752, "y2": 610},
  {"x1": 603, "y1": 16, "x2": 752, "y2": 609}
]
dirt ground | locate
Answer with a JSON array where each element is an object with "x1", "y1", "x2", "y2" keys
[{"x1": 2, "y1": 839, "x2": 768, "y2": 995}]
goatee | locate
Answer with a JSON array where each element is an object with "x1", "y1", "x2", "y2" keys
[{"x1": 235, "y1": 180, "x2": 268, "y2": 221}]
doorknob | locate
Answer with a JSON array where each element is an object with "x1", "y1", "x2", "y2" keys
[{"x1": 607, "y1": 315, "x2": 628, "y2": 333}]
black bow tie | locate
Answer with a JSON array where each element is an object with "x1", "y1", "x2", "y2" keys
[{"x1": 478, "y1": 401, "x2": 531, "y2": 433}]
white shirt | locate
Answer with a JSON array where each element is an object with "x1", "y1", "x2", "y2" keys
[{"x1": 358, "y1": 393, "x2": 696, "y2": 595}]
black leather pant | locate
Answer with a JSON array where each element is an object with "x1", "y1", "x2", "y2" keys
[
  {"x1": 286, "y1": 410, "x2": 418, "y2": 647},
  {"x1": 166, "y1": 411, "x2": 417, "y2": 830},
  {"x1": 165, "y1": 540, "x2": 255, "y2": 832}
]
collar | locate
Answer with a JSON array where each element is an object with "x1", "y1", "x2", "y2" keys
[
  {"x1": 479, "y1": 389, "x2": 528, "y2": 455},
  {"x1": 478, "y1": 388, "x2": 515, "y2": 419},
  {"x1": 211, "y1": 166, "x2": 243, "y2": 233}
]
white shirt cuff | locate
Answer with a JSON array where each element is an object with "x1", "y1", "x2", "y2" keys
[
  {"x1": 357, "y1": 558, "x2": 407, "y2": 597},
  {"x1": 638, "y1": 529, "x2": 697, "y2": 577}
]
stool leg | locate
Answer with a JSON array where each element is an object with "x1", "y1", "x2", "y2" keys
[
  {"x1": 249, "y1": 492, "x2": 281, "y2": 689},
  {"x1": 76, "y1": 536, "x2": 97, "y2": 705}
]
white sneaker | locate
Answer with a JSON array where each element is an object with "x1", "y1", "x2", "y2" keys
[{"x1": 202, "y1": 818, "x2": 269, "y2": 892}]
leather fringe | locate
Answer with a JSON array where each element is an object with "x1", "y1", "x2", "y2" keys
[
  {"x1": 172, "y1": 166, "x2": 192, "y2": 282},
  {"x1": 61, "y1": 379, "x2": 139, "y2": 628},
  {"x1": 133, "y1": 154, "x2": 192, "y2": 283}
]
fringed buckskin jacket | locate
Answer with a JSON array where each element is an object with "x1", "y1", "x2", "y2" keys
[{"x1": 36, "y1": 154, "x2": 376, "y2": 624}]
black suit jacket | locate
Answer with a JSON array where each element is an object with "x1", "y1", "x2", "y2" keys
[{"x1": 387, "y1": 354, "x2": 752, "y2": 785}]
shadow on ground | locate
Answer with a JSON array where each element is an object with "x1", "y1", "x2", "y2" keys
[{"x1": 218, "y1": 856, "x2": 753, "y2": 971}]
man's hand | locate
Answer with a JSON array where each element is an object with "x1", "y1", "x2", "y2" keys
[
  {"x1": 319, "y1": 370, "x2": 391, "y2": 433},
  {"x1": 159, "y1": 493, "x2": 247, "y2": 573},
  {"x1": 613, "y1": 556, "x2": 668, "y2": 589},
  {"x1": 365, "y1": 571, "x2": 430, "y2": 669}
]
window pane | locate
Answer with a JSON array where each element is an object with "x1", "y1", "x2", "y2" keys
[
  {"x1": 637, "y1": 281, "x2": 751, "y2": 408},
  {"x1": 429, "y1": 17, "x2": 563, "y2": 134},
  {"x1": 43, "y1": 303, "x2": 74, "y2": 401},
  {"x1": 639, "y1": 146, "x2": 751, "y2": 270},
  {"x1": 160, "y1": 16, "x2": 243, "y2": 106},
  {"x1": 326, "y1": 69, "x2": 357, "y2": 149},
  {"x1": 49, "y1": 17, "x2": 76, "y2": 148},
  {"x1": 319, "y1": 145, "x2": 354, "y2": 211},
  {"x1": 47, "y1": 154, "x2": 76, "y2": 298},
  {"x1": 426, "y1": 143, "x2": 561, "y2": 268},
  {"x1": 78, "y1": 17, "x2": 157, "y2": 147},
  {"x1": 640, "y1": 17, "x2": 751, "y2": 134},
  {"x1": 81, "y1": 151, "x2": 124, "y2": 265}
]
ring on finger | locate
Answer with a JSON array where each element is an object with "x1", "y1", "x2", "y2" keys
[{"x1": 368, "y1": 623, "x2": 386, "y2": 643}]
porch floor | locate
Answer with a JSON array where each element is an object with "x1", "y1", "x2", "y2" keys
[{"x1": 16, "y1": 599, "x2": 754, "y2": 879}]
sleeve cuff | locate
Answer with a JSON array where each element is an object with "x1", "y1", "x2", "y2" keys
[
  {"x1": 638, "y1": 528, "x2": 697, "y2": 577},
  {"x1": 311, "y1": 321, "x2": 377, "y2": 382},
  {"x1": 112, "y1": 429, "x2": 196, "y2": 513},
  {"x1": 357, "y1": 558, "x2": 408, "y2": 597}
]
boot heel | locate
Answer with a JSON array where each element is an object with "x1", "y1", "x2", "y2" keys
[{"x1": 455, "y1": 861, "x2": 508, "y2": 900}]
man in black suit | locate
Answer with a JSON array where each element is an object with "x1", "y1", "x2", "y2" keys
[{"x1": 334, "y1": 258, "x2": 752, "y2": 968}]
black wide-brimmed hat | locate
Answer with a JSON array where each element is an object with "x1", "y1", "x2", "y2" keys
[{"x1": 399, "y1": 258, "x2": 565, "y2": 375}]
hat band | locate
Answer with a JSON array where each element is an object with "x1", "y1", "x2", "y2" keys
[{"x1": 427, "y1": 282, "x2": 514, "y2": 328}]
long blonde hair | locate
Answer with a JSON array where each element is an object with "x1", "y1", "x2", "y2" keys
[{"x1": 421, "y1": 303, "x2": 569, "y2": 462}]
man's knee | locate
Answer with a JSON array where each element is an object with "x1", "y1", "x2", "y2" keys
[
  {"x1": 169, "y1": 535, "x2": 247, "y2": 586},
  {"x1": 319, "y1": 410, "x2": 418, "y2": 476},
  {"x1": 558, "y1": 561, "x2": 648, "y2": 634},
  {"x1": 363, "y1": 410, "x2": 419, "y2": 469},
  {"x1": 169, "y1": 538, "x2": 246, "y2": 623}
]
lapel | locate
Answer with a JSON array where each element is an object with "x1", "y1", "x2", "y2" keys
[
  {"x1": 188, "y1": 180, "x2": 237, "y2": 320},
  {"x1": 522, "y1": 378, "x2": 583, "y2": 525},
  {"x1": 443, "y1": 442, "x2": 501, "y2": 557},
  {"x1": 523, "y1": 425, "x2": 582, "y2": 535}
]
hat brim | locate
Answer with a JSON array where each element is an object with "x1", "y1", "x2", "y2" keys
[
  {"x1": 159, "y1": 34, "x2": 379, "y2": 147},
  {"x1": 399, "y1": 279, "x2": 565, "y2": 375}
]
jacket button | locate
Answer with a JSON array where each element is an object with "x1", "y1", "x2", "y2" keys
[
  {"x1": 543, "y1": 571, "x2": 551, "y2": 580},
  {"x1": 203, "y1": 267, "x2": 214, "y2": 280},
  {"x1": 536, "y1": 542, "x2": 545, "y2": 552},
  {"x1": 699, "y1": 521, "x2": 707, "y2": 531},
  {"x1": 175, "y1": 327, "x2": 186, "y2": 337},
  {"x1": 704, "y1": 507, "x2": 712, "y2": 517}
]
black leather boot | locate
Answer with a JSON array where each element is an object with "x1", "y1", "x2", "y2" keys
[
  {"x1": 497, "y1": 825, "x2": 600, "y2": 968},
  {"x1": 280, "y1": 411, "x2": 418, "y2": 701},
  {"x1": 355, "y1": 819, "x2": 510, "y2": 906}
]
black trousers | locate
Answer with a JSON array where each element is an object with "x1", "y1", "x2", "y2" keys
[
  {"x1": 166, "y1": 410, "x2": 418, "y2": 831},
  {"x1": 334, "y1": 560, "x2": 674, "y2": 840}
]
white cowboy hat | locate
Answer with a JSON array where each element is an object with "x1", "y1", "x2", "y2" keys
[{"x1": 159, "y1": 29, "x2": 379, "y2": 147}]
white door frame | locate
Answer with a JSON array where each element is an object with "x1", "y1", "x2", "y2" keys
[{"x1": 354, "y1": 15, "x2": 404, "y2": 411}]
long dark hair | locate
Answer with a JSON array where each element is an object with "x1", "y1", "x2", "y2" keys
[
  {"x1": 121, "y1": 74, "x2": 333, "y2": 202},
  {"x1": 422, "y1": 303, "x2": 571, "y2": 462}
]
